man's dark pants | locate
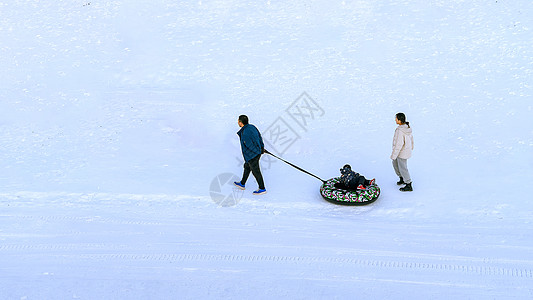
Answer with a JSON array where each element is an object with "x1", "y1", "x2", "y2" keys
[{"x1": 240, "y1": 154, "x2": 265, "y2": 190}]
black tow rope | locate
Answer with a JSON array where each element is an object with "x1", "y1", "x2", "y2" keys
[{"x1": 264, "y1": 149, "x2": 326, "y2": 184}]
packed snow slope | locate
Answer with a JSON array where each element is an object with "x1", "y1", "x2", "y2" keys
[{"x1": 0, "y1": 0, "x2": 532, "y2": 299}]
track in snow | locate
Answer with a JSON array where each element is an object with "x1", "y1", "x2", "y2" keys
[{"x1": 1, "y1": 192, "x2": 533, "y2": 299}]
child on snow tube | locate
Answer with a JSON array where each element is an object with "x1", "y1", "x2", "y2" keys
[{"x1": 334, "y1": 164, "x2": 375, "y2": 191}]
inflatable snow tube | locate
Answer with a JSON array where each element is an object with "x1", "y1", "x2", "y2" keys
[{"x1": 320, "y1": 177, "x2": 380, "y2": 205}]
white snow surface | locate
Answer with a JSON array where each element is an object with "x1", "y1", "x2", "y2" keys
[{"x1": 1, "y1": 0, "x2": 532, "y2": 299}]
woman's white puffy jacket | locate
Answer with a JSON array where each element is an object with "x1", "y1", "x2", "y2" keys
[{"x1": 391, "y1": 124, "x2": 414, "y2": 160}]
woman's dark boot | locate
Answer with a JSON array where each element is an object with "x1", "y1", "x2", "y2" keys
[
  {"x1": 397, "y1": 177, "x2": 405, "y2": 185},
  {"x1": 400, "y1": 183, "x2": 413, "y2": 192}
]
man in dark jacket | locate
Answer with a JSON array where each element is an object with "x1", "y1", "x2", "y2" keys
[{"x1": 234, "y1": 115, "x2": 267, "y2": 195}]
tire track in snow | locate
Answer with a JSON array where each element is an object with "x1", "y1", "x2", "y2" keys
[
  {"x1": 12, "y1": 252, "x2": 529, "y2": 279},
  {"x1": 0, "y1": 244, "x2": 128, "y2": 251},
  {"x1": 1, "y1": 214, "x2": 164, "y2": 226}
]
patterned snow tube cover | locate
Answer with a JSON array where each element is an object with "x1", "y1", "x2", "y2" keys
[{"x1": 320, "y1": 177, "x2": 380, "y2": 205}]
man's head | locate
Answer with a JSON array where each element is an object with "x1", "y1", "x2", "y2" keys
[{"x1": 238, "y1": 115, "x2": 249, "y2": 127}]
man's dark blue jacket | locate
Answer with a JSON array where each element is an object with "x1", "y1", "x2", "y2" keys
[{"x1": 237, "y1": 124, "x2": 264, "y2": 162}]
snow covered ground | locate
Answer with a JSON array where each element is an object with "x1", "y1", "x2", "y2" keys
[{"x1": 0, "y1": 0, "x2": 532, "y2": 299}]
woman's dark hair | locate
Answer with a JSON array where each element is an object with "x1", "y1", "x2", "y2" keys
[
  {"x1": 239, "y1": 115, "x2": 249, "y2": 125},
  {"x1": 396, "y1": 112, "x2": 410, "y2": 128}
]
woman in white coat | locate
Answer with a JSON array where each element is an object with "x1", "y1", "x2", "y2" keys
[{"x1": 391, "y1": 113, "x2": 414, "y2": 191}]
